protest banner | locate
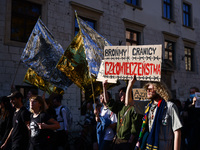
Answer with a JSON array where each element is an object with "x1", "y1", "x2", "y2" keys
[
  {"x1": 133, "y1": 88, "x2": 147, "y2": 100},
  {"x1": 195, "y1": 92, "x2": 200, "y2": 108},
  {"x1": 103, "y1": 45, "x2": 162, "y2": 81},
  {"x1": 96, "y1": 60, "x2": 117, "y2": 83}
]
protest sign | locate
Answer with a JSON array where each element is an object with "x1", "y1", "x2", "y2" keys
[
  {"x1": 195, "y1": 92, "x2": 200, "y2": 108},
  {"x1": 133, "y1": 88, "x2": 147, "y2": 100},
  {"x1": 96, "y1": 60, "x2": 117, "y2": 83},
  {"x1": 103, "y1": 45, "x2": 162, "y2": 81}
]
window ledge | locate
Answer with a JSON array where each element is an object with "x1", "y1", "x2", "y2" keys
[
  {"x1": 185, "y1": 70, "x2": 196, "y2": 73},
  {"x1": 162, "y1": 17, "x2": 176, "y2": 24},
  {"x1": 70, "y1": 1, "x2": 103, "y2": 15},
  {"x1": 124, "y1": 1, "x2": 143, "y2": 10},
  {"x1": 183, "y1": 25, "x2": 194, "y2": 30}
]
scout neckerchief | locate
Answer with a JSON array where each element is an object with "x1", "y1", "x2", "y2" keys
[
  {"x1": 114, "y1": 105, "x2": 133, "y2": 141},
  {"x1": 138, "y1": 99, "x2": 166, "y2": 150}
]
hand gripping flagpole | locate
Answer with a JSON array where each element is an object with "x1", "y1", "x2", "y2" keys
[{"x1": 75, "y1": 11, "x2": 96, "y2": 108}]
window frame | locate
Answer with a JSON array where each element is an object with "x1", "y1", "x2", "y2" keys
[
  {"x1": 182, "y1": 2, "x2": 193, "y2": 28},
  {"x1": 74, "y1": 17, "x2": 97, "y2": 36},
  {"x1": 126, "y1": 0, "x2": 139, "y2": 6},
  {"x1": 123, "y1": 18, "x2": 145, "y2": 46},
  {"x1": 70, "y1": 1, "x2": 103, "y2": 41},
  {"x1": 162, "y1": 31, "x2": 179, "y2": 70},
  {"x1": 164, "y1": 40, "x2": 175, "y2": 62},
  {"x1": 184, "y1": 47, "x2": 193, "y2": 71},
  {"x1": 124, "y1": 0, "x2": 142, "y2": 10},
  {"x1": 10, "y1": 0, "x2": 42, "y2": 43},
  {"x1": 4, "y1": 0, "x2": 47, "y2": 47},
  {"x1": 183, "y1": 38, "x2": 196, "y2": 72},
  {"x1": 126, "y1": 29, "x2": 140, "y2": 46},
  {"x1": 163, "y1": 0, "x2": 173, "y2": 20}
]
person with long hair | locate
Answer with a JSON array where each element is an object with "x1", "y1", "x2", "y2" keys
[
  {"x1": 95, "y1": 92, "x2": 117, "y2": 150},
  {"x1": 126, "y1": 76, "x2": 182, "y2": 150},
  {"x1": 29, "y1": 96, "x2": 60, "y2": 150}
]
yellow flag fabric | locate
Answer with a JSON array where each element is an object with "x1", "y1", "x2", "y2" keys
[
  {"x1": 57, "y1": 17, "x2": 119, "y2": 99},
  {"x1": 24, "y1": 68, "x2": 64, "y2": 95},
  {"x1": 57, "y1": 31, "x2": 91, "y2": 91}
]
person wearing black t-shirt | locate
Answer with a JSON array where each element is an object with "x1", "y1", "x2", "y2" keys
[
  {"x1": 1, "y1": 91, "x2": 31, "y2": 150},
  {"x1": 29, "y1": 96, "x2": 60, "y2": 150}
]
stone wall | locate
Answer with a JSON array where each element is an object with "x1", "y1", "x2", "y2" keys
[{"x1": 0, "y1": 0, "x2": 200, "y2": 131}]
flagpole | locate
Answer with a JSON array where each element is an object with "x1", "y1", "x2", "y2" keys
[
  {"x1": 11, "y1": 60, "x2": 21, "y2": 91},
  {"x1": 75, "y1": 10, "x2": 96, "y2": 106},
  {"x1": 90, "y1": 76, "x2": 96, "y2": 107}
]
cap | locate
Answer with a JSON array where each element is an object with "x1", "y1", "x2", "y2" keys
[{"x1": 7, "y1": 91, "x2": 23, "y2": 99}]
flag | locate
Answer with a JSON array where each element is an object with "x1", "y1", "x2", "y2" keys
[
  {"x1": 21, "y1": 18, "x2": 72, "y2": 91},
  {"x1": 24, "y1": 68, "x2": 64, "y2": 95},
  {"x1": 78, "y1": 17, "x2": 112, "y2": 77},
  {"x1": 57, "y1": 16, "x2": 118, "y2": 98}
]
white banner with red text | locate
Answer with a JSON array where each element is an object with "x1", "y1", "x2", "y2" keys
[{"x1": 103, "y1": 45, "x2": 162, "y2": 81}]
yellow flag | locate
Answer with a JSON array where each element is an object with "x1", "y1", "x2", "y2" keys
[
  {"x1": 24, "y1": 68, "x2": 64, "y2": 95},
  {"x1": 57, "y1": 31, "x2": 91, "y2": 91}
]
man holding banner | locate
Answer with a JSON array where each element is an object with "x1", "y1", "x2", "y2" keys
[
  {"x1": 126, "y1": 77, "x2": 182, "y2": 150},
  {"x1": 102, "y1": 80, "x2": 142, "y2": 150}
]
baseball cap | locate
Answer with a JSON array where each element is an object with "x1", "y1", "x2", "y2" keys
[{"x1": 7, "y1": 91, "x2": 23, "y2": 99}]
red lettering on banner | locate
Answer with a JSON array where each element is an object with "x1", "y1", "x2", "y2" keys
[
  {"x1": 131, "y1": 63, "x2": 137, "y2": 75},
  {"x1": 105, "y1": 62, "x2": 111, "y2": 75},
  {"x1": 146, "y1": 63, "x2": 150, "y2": 75},
  {"x1": 104, "y1": 61, "x2": 161, "y2": 76},
  {"x1": 110, "y1": 62, "x2": 114, "y2": 74},
  {"x1": 138, "y1": 63, "x2": 142, "y2": 76},
  {"x1": 153, "y1": 64, "x2": 161, "y2": 75}
]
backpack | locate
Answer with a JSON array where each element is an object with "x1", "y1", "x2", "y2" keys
[{"x1": 59, "y1": 105, "x2": 73, "y2": 129}]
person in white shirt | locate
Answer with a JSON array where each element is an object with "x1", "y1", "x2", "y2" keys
[
  {"x1": 95, "y1": 92, "x2": 117, "y2": 150},
  {"x1": 53, "y1": 94, "x2": 68, "y2": 150}
]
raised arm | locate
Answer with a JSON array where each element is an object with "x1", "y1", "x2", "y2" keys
[
  {"x1": 125, "y1": 75, "x2": 136, "y2": 106},
  {"x1": 102, "y1": 80, "x2": 109, "y2": 104}
]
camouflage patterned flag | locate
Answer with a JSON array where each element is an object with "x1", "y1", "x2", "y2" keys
[{"x1": 21, "y1": 18, "x2": 72, "y2": 92}]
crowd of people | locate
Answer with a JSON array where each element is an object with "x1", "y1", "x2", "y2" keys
[
  {"x1": 0, "y1": 91, "x2": 70, "y2": 150},
  {"x1": 0, "y1": 76, "x2": 200, "y2": 150}
]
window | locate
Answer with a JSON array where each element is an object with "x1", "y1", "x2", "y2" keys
[
  {"x1": 164, "y1": 40, "x2": 175, "y2": 62},
  {"x1": 11, "y1": 0, "x2": 41, "y2": 43},
  {"x1": 126, "y1": 29, "x2": 140, "y2": 45},
  {"x1": 163, "y1": 0, "x2": 172, "y2": 19},
  {"x1": 183, "y1": 3, "x2": 191, "y2": 27},
  {"x1": 184, "y1": 47, "x2": 193, "y2": 71},
  {"x1": 75, "y1": 17, "x2": 96, "y2": 36},
  {"x1": 123, "y1": 19, "x2": 144, "y2": 45},
  {"x1": 126, "y1": 0, "x2": 139, "y2": 6}
]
